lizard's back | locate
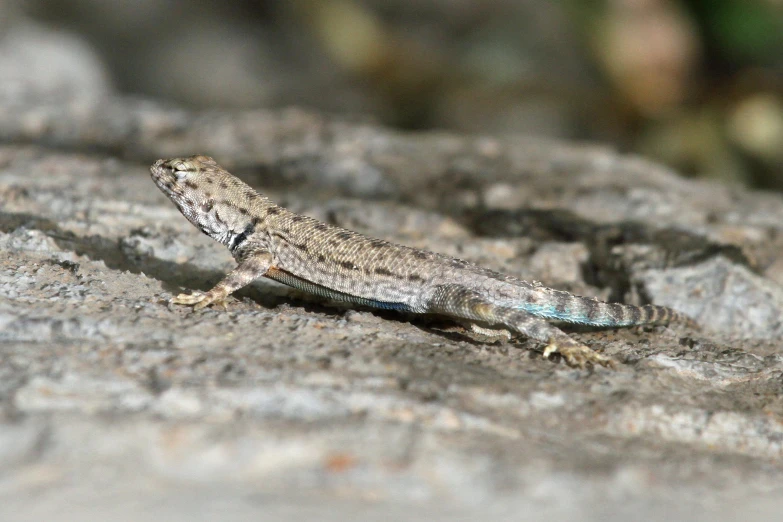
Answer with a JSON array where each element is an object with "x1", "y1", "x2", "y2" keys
[{"x1": 266, "y1": 208, "x2": 553, "y2": 313}]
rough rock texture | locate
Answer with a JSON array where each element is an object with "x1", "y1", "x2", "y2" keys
[
  {"x1": 1, "y1": 24, "x2": 783, "y2": 513},
  {"x1": 2, "y1": 109, "x2": 783, "y2": 520}
]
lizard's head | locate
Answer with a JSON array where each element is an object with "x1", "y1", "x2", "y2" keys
[{"x1": 150, "y1": 155, "x2": 262, "y2": 250}]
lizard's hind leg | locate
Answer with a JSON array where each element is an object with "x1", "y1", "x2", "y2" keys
[
  {"x1": 427, "y1": 284, "x2": 616, "y2": 369},
  {"x1": 468, "y1": 323, "x2": 513, "y2": 341}
]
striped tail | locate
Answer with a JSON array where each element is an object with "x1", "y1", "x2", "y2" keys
[{"x1": 517, "y1": 292, "x2": 697, "y2": 329}]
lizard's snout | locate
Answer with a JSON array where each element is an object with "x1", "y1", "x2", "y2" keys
[
  {"x1": 150, "y1": 159, "x2": 175, "y2": 179},
  {"x1": 150, "y1": 159, "x2": 171, "y2": 175},
  {"x1": 149, "y1": 159, "x2": 180, "y2": 196}
]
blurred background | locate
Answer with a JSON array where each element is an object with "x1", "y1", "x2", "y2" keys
[{"x1": 4, "y1": 0, "x2": 783, "y2": 189}]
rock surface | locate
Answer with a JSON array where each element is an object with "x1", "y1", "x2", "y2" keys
[{"x1": 2, "y1": 87, "x2": 783, "y2": 520}]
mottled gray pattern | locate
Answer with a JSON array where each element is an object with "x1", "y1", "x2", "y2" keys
[{"x1": 150, "y1": 155, "x2": 695, "y2": 368}]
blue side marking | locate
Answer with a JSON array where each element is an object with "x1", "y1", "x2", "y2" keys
[
  {"x1": 513, "y1": 303, "x2": 621, "y2": 326},
  {"x1": 364, "y1": 300, "x2": 414, "y2": 312}
]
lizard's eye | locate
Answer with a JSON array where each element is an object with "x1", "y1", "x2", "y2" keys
[{"x1": 171, "y1": 161, "x2": 191, "y2": 179}]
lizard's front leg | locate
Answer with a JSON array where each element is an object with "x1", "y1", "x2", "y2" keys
[{"x1": 172, "y1": 253, "x2": 273, "y2": 310}]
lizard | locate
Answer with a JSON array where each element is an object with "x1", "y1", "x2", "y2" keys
[{"x1": 150, "y1": 155, "x2": 696, "y2": 369}]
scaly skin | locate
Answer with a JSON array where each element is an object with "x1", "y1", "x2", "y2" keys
[{"x1": 150, "y1": 155, "x2": 697, "y2": 369}]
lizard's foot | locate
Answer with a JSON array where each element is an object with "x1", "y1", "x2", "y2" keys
[
  {"x1": 171, "y1": 290, "x2": 229, "y2": 311},
  {"x1": 543, "y1": 341, "x2": 617, "y2": 370}
]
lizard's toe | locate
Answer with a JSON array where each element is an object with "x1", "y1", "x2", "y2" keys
[
  {"x1": 543, "y1": 342, "x2": 559, "y2": 360},
  {"x1": 171, "y1": 291, "x2": 207, "y2": 306},
  {"x1": 546, "y1": 342, "x2": 617, "y2": 370},
  {"x1": 171, "y1": 291, "x2": 229, "y2": 310},
  {"x1": 194, "y1": 296, "x2": 229, "y2": 310}
]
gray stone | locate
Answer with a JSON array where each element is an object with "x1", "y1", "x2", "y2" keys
[{"x1": 2, "y1": 101, "x2": 783, "y2": 520}]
